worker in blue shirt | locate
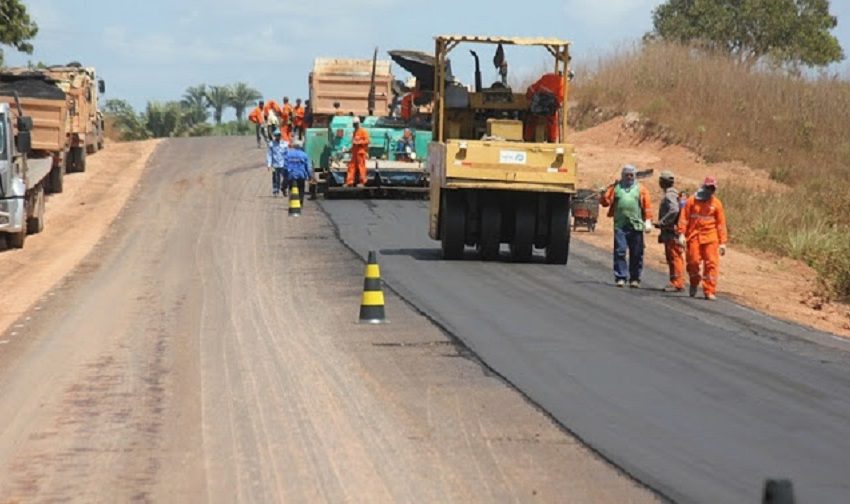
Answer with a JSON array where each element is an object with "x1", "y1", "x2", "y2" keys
[
  {"x1": 267, "y1": 128, "x2": 289, "y2": 196},
  {"x1": 284, "y1": 140, "x2": 313, "y2": 205}
]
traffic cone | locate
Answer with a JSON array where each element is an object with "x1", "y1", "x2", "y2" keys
[
  {"x1": 359, "y1": 251, "x2": 387, "y2": 324},
  {"x1": 288, "y1": 185, "x2": 302, "y2": 217}
]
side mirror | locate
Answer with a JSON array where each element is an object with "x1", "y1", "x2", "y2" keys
[
  {"x1": 98, "y1": 79, "x2": 106, "y2": 94},
  {"x1": 17, "y1": 116, "x2": 33, "y2": 132},
  {"x1": 17, "y1": 131, "x2": 32, "y2": 154}
]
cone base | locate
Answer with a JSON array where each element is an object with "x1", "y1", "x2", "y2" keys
[{"x1": 358, "y1": 318, "x2": 389, "y2": 325}]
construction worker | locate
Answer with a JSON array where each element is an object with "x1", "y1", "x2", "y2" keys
[
  {"x1": 524, "y1": 73, "x2": 565, "y2": 143},
  {"x1": 656, "y1": 170, "x2": 685, "y2": 292},
  {"x1": 266, "y1": 128, "x2": 289, "y2": 197},
  {"x1": 677, "y1": 176, "x2": 728, "y2": 300},
  {"x1": 248, "y1": 100, "x2": 266, "y2": 148},
  {"x1": 281, "y1": 97, "x2": 293, "y2": 139},
  {"x1": 400, "y1": 89, "x2": 422, "y2": 122},
  {"x1": 263, "y1": 99, "x2": 282, "y2": 141},
  {"x1": 292, "y1": 98, "x2": 306, "y2": 141},
  {"x1": 395, "y1": 128, "x2": 415, "y2": 161},
  {"x1": 304, "y1": 99, "x2": 314, "y2": 128},
  {"x1": 600, "y1": 165, "x2": 654, "y2": 288},
  {"x1": 345, "y1": 117, "x2": 370, "y2": 187},
  {"x1": 284, "y1": 140, "x2": 313, "y2": 206}
]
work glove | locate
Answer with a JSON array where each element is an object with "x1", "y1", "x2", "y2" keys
[
  {"x1": 677, "y1": 233, "x2": 686, "y2": 247},
  {"x1": 644, "y1": 219, "x2": 653, "y2": 234},
  {"x1": 719, "y1": 244, "x2": 727, "y2": 257}
]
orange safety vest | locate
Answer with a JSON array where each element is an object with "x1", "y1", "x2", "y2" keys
[
  {"x1": 352, "y1": 127, "x2": 370, "y2": 151},
  {"x1": 293, "y1": 106, "x2": 305, "y2": 126},
  {"x1": 677, "y1": 195, "x2": 728, "y2": 245},
  {"x1": 248, "y1": 106, "x2": 263, "y2": 124}
]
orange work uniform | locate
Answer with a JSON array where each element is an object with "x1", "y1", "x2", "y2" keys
[
  {"x1": 524, "y1": 73, "x2": 565, "y2": 142},
  {"x1": 281, "y1": 102, "x2": 293, "y2": 135},
  {"x1": 248, "y1": 106, "x2": 264, "y2": 125},
  {"x1": 293, "y1": 105, "x2": 305, "y2": 128},
  {"x1": 400, "y1": 91, "x2": 421, "y2": 121},
  {"x1": 677, "y1": 195, "x2": 728, "y2": 296},
  {"x1": 346, "y1": 127, "x2": 371, "y2": 186}
]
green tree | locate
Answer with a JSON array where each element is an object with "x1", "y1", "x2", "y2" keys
[
  {"x1": 0, "y1": 0, "x2": 38, "y2": 67},
  {"x1": 104, "y1": 99, "x2": 150, "y2": 140},
  {"x1": 649, "y1": 0, "x2": 845, "y2": 68},
  {"x1": 181, "y1": 84, "x2": 209, "y2": 127},
  {"x1": 228, "y1": 82, "x2": 262, "y2": 121},
  {"x1": 144, "y1": 101, "x2": 183, "y2": 138},
  {"x1": 205, "y1": 85, "x2": 233, "y2": 125}
]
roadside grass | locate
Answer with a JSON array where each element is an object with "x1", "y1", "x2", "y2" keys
[{"x1": 571, "y1": 43, "x2": 850, "y2": 300}]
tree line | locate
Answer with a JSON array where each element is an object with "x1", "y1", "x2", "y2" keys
[{"x1": 104, "y1": 82, "x2": 263, "y2": 140}]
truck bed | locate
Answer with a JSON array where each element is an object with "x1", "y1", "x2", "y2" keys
[{"x1": 0, "y1": 83, "x2": 69, "y2": 154}]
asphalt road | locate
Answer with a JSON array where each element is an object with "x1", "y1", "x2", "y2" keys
[
  {"x1": 0, "y1": 138, "x2": 656, "y2": 503},
  {"x1": 322, "y1": 198, "x2": 850, "y2": 503}
]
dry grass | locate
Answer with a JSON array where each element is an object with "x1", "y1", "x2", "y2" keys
[{"x1": 571, "y1": 43, "x2": 850, "y2": 300}]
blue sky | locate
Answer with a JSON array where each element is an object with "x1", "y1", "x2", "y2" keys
[{"x1": 6, "y1": 0, "x2": 849, "y2": 116}]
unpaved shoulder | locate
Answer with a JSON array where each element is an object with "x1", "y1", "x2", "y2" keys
[{"x1": 0, "y1": 140, "x2": 162, "y2": 335}]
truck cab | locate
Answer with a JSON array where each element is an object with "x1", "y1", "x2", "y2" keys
[{"x1": 0, "y1": 102, "x2": 36, "y2": 248}]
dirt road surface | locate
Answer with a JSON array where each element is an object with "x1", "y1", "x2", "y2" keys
[{"x1": 0, "y1": 137, "x2": 656, "y2": 503}]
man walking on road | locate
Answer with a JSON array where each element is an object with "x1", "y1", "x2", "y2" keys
[
  {"x1": 677, "y1": 176, "x2": 728, "y2": 300},
  {"x1": 284, "y1": 140, "x2": 313, "y2": 206},
  {"x1": 248, "y1": 100, "x2": 266, "y2": 148},
  {"x1": 345, "y1": 117, "x2": 370, "y2": 187},
  {"x1": 657, "y1": 170, "x2": 685, "y2": 292},
  {"x1": 600, "y1": 165, "x2": 654, "y2": 288},
  {"x1": 292, "y1": 98, "x2": 306, "y2": 141},
  {"x1": 267, "y1": 128, "x2": 289, "y2": 197}
]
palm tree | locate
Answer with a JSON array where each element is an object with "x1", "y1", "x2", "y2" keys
[
  {"x1": 229, "y1": 82, "x2": 262, "y2": 121},
  {"x1": 181, "y1": 84, "x2": 209, "y2": 126},
  {"x1": 205, "y1": 85, "x2": 233, "y2": 125}
]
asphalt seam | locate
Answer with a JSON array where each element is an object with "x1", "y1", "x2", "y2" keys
[{"x1": 316, "y1": 199, "x2": 672, "y2": 504}]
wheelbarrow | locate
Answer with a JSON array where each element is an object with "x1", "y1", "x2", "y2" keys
[{"x1": 571, "y1": 189, "x2": 600, "y2": 232}]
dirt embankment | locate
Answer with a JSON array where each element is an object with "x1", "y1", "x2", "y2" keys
[
  {"x1": 570, "y1": 118, "x2": 850, "y2": 338},
  {"x1": 0, "y1": 140, "x2": 161, "y2": 335}
]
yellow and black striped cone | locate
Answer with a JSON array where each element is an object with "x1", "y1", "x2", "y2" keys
[
  {"x1": 288, "y1": 185, "x2": 302, "y2": 217},
  {"x1": 359, "y1": 251, "x2": 387, "y2": 324}
]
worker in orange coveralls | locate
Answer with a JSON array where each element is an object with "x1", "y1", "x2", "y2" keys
[
  {"x1": 345, "y1": 117, "x2": 370, "y2": 187},
  {"x1": 281, "y1": 97, "x2": 294, "y2": 139},
  {"x1": 677, "y1": 176, "x2": 728, "y2": 301},
  {"x1": 400, "y1": 89, "x2": 422, "y2": 122},
  {"x1": 656, "y1": 170, "x2": 685, "y2": 292},
  {"x1": 292, "y1": 98, "x2": 306, "y2": 141},
  {"x1": 248, "y1": 100, "x2": 266, "y2": 148},
  {"x1": 524, "y1": 73, "x2": 565, "y2": 142}
]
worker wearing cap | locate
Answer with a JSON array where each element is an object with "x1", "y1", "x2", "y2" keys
[
  {"x1": 600, "y1": 165, "x2": 654, "y2": 288},
  {"x1": 677, "y1": 176, "x2": 728, "y2": 300},
  {"x1": 248, "y1": 100, "x2": 266, "y2": 148},
  {"x1": 346, "y1": 117, "x2": 370, "y2": 187},
  {"x1": 292, "y1": 98, "x2": 306, "y2": 141},
  {"x1": 657, "y1": 170, "x2": 685, "y2": 292},
  {"x1": 284, "y1": 140, "x2": 313, "y2": 206},
  {"x1": 267, "y1": 128, "x2": 289, "y2": 196}
]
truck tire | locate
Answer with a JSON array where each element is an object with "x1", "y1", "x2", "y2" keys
[
  {"x1": 440, "y1": 191, "x2": 466, "y2": 260},
  {"x1": 47, "y1": 160, "x2": 64, "y2": 194},
  {"x1": 26, "y1": 185, "x2": 45, "y2": 235},
  {"x1": 67, "y1": 146, "x2": 86, "y2": 173},
  {"x1": 477, "y1": 201, "x2": 501, "y2": 260},
  {"x1": 7, "y1": 229, "x2": 26, "y2": 249},
  {"x1": 510, "y1": 199, "x2": 534, "y2": 262},
  {"x1": 87, "y1": 141, "x2": 98, "y2": 155},
  {"x1": 545, "y1": 195, "x2": 571, "y2": 265}
]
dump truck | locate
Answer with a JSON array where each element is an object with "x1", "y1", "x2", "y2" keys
[
  {"x1": 427, "y1": 35, "x2": 577, "y2": 264},
  {"x1": 305, "y1": 51, "x2": 432, "y2": 198},
  {"x1": 0, "y1": 74, "x2": 70, "y2": 196},
  {"x1": 0, "y1": 99, "x2": 52, "y2": 249},
  {"x1": 40, "y1": 64, "x2": 105, "y2": 172}
]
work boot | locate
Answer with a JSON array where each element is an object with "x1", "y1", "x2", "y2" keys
[
  {"x1": 689, "y1": 284, "x2": 698, "y2": 297},
  {"x1": 705, "y1": 293, "x2": 717, "y2": 301},
  {"x1": 663, "y1": 284, "x2": 684, "y2": 293},
  {"x1": 616, "y1": 279, "x2": 626, "y2": 288},
  {"x1": 629, "y1": 280, "x2": 641, "y2": 289}
]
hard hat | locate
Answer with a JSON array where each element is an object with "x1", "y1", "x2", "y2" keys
[
  {"x1": 352, "y1": 117, "x2": 361, "y2": 125},
  {"x1": 660, "y1": 170, "x2": 675, "y2": 181},
  {"x1": 703, "y1": 176, "x2": 718, "y2": 187}
]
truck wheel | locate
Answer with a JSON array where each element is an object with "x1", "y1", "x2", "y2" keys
[
  {"x1": 78, "y1": 146, "x2": 87, "y2": 172},
  {"x1": 48, "y1": 160, "x2": 65, "y2": 194},
  {"x1": 87, "y1": 142, "x2": 98, "y2": 154},
  {"x1": 67, "y1": 146, "x2": 87, "y2": 173},
  {"x1": 7, "y1": 229, "x2": 26, "y2": 249},
  {"x1": 510, "y1": 199, "x2": 534, "y2": 262},
  {"x1": 477, "y1": 201, "x2": 501, "y2": 260},
  {"x1": 440, "y1": 191, "x2": 466, "y2": 260},
  {"x1": 545, "y1": 195, "x2": 571, "y2": 265},
  {"x1": 26, "y1": 185, "x2": 45, "y2": 235}
]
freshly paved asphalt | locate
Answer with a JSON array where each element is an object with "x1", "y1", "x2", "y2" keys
[{"x1": 322, "y1": 198, "x2": 850, "y2": 503}]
